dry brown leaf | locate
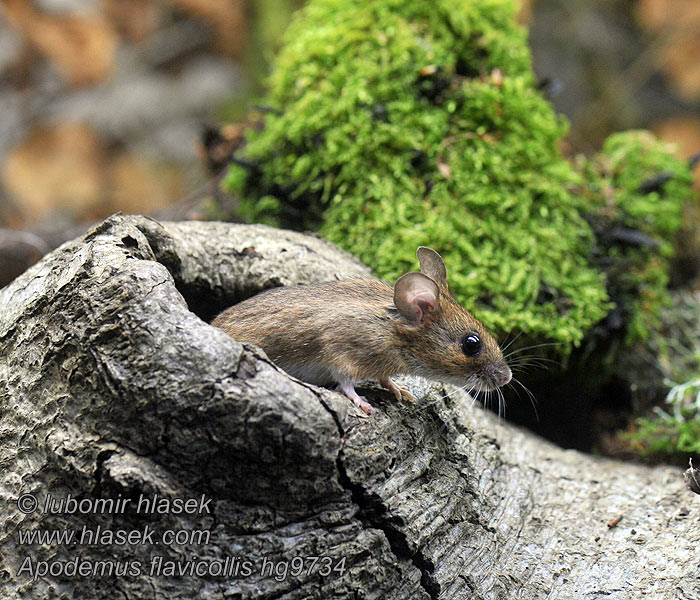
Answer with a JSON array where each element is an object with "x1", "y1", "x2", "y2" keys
[
  {"x1": 653, "y1": 116, "x2": 700, "y2": 154},
  {"x1": 3, "y1": 0, "x2": 118, "y2": 86},
  {"x1": 653, "y1": 116, "x2": 700, "y2": 191},
  {"x1": 2, "y1": 123, "x2": 105, "y2": 220},
  {"x1": 662, "y1": 36, "x2": 700, "y2": 101},
  {"x1": 162, "y1": 0, "x2": 246, "y2": 56},
  {"x1": 104, "y1": 0, "x2": 162, "y2": 43},
  {"x1": 635, "y1": 0, "x2": 700, "y2": 101},
  {"x1": 105, "y1": 153, "x2": 184, "y2": 216},
  {"x1": 636, "y1": 0, "x2": 700, "y2": 31}
]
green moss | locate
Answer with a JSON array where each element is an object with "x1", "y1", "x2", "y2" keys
[
  {"x1": 625, "y1": 376, "x2": 700, "y2": 460},
  {"x1": 609, "y1": 289, "x2": 700, "y2": 460},
  {"x1": 224, "y1": 0, "x2": 692, "y2": 354},
  {"x1": 626, "y1": 415, "x2": 700, "y2": 459},
  {"x1": 580, "y1": 131, "x2": 693, "y2": 344}
]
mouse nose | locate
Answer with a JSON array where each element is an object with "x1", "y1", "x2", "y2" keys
[
  {"x1": 484, "y1": 362, "x2": 511, "y2": 388},
  {"x1": 500, "y1": 364, "x2": 512, "y2": 386}
]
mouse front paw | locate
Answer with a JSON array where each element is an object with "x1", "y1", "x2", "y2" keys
[{"x1": 379, "y1": 377, "x2": 415, "y2": 403}]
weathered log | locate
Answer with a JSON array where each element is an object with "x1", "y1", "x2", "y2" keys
[
  {"x1": 0, "y1": 189, "x2": 234, "y2": 289},
  {"x1": 0, "y1": 214, "x2": 696, "y2": 600}
]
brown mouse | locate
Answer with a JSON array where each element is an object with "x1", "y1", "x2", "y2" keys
[{"x1": 211, "y1": 247, "x2": 511, "y2": 414}]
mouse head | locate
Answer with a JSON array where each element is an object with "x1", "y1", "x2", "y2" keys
[{"x1": 393, "y1": 247, "x2": 511, "y2": 392}]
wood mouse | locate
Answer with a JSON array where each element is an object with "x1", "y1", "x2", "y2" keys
[{"x1": 211, "y1": 246, "x2": 511, "y2": 414}]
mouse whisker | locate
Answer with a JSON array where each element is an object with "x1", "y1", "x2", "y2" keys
[
  {"x1": 490, "y1": 390, "x2": 500, "y2": 419},
  {"x1": 507, "y1": 358, "x2": 558, "y2": 372},
  {"x1": 479, "y1": 388, "x2": 489, "y2": 413},
  {"x1": 509, "y1": 376, "x2": 539, "y2": 423},
  {"x1": 503, "y1": 341, "x2": 562, "y2": 358},
  {"x1": 500, "y1": 330, "x2": 524, "y2": 353},
  {"x1": 508, "y1": 367, "x2": 541, "y2": 379},
  {"x1": 505, "y1": 350, "x2": 561, "y2": 377},
  {"x1": 498, "y1": 386, "x2": 507, "y2": 420},
  {"x1": 507, "y1": 355, "x2": 560, "y2": 366},
  {"x1": 435, "y1": 383, "x2": 469, "y2": 402},
  {"x1": 467, "y1": 384, "x2": 480, "y2": 410}
]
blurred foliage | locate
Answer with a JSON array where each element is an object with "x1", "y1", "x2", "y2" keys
[
  {"x1": 626, "y1": 377, "x2": 700, "y2": 460},
  {"x1": 621, "y1": 291, "x2": 700, "y2": 461},
  {"x1": 1, "y1": 0, "x2": 247, "y2": 227},
  {"x1": 224, "y1": 0, "x2": 693, "y2": 358},
  {"x1": 635, "y1": 0, "x2": 700, "y2": 102},
  {"x1": 579, "y1": 131, "x2": 693, "y2": 346},
  {"x1": 627, "y1": 413, "x2": 700, "y2": 458},
  {"x1": 218, "y1": 0, "x2": 304, "y2": 122}
]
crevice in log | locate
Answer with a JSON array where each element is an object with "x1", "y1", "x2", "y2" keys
[
  {"x1": 313, "y1": 384, "x2": 439, "y2": 598},
  {"x1": 336, "y1": 455, "x2": 440, "y2": 600}
]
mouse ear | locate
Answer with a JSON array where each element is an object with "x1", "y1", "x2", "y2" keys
[
  {"x1": 394, "y1": 272, "x2": 440, "y2": 326},
  {"x1": 417, "y1": 247, "x2": 447, "y2": 288}
]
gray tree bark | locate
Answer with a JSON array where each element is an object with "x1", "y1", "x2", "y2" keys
[{"x1": 0, "y1": 214, "x2": 696, "y2": 600}]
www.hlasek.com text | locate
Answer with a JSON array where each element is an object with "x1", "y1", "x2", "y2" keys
[{"x1": 18, "y1": 524, "x2": 210, "y2": 547}]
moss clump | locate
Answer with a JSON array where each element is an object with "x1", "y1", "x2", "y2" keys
[
  {"x1": 615, "y1": 289, "x2": 700, "y2": 462},
  {"x1": 580, "y1": 131, "x2": 693, "y2": 345},
  {"x1": 224, "y1": 0, "x2": 691, "y2": 354}
]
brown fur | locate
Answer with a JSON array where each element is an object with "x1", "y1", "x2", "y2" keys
[{"x1": 211, "y1": 248, "x2": 511, "y2": 392}]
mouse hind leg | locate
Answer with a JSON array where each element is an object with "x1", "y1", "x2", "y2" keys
[{"x1": 339, "y1": 382, "x2": 377, "y2": 415}]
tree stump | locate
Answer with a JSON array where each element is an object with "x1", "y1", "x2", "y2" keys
[{"x1": 0, "y1": 215, "x2": 696, "y2": 599}]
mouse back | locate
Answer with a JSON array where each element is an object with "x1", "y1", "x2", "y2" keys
[{"x1": 211, "y1": 277, "x2": 401, "y2": 384}]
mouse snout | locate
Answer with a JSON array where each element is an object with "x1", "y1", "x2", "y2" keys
[
  {"x1": 500, "y1": 363, "x2": 512, "y2": 386},
  {"x1": 482, "y1": 362, "x2": 512, "y2": 389}
]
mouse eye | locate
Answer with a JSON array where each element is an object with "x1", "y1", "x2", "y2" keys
[{"x1": 461, "y1": 333, "x2": 482, "y2": 357}]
